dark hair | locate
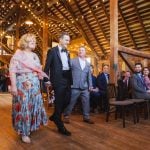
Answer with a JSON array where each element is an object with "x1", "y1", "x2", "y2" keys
[
  {"x1": 59, "y1": 32, "x2": 70, "y2": 39},
  {"x1": 135, "y1": 62, "x2": 142, "y2": 67},
  {"x1": 143, "y1": 67, "x2": 150, "y2": 77},
  {"x1": 143, "y1": 67, "x2": 149, "y2": 70},
  {"x1": 102, "y1": 64, "x2": 109, "y2": 69}
]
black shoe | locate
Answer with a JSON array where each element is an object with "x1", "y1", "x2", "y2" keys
[
  {"x1": 83, "y1": 119, "x2": 94, "y2": 124},
  {"x1": 58, "y1": 127, "x2": 71, "y2": 136}
]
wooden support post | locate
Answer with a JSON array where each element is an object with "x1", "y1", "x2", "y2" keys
[
  {"x1": 110, "y1": 0, "x2": 118, "y2": 84},
  {"x1": 42, "y1": 0, "x2": 48, "y2": 66},
  {"x1": 15, "y1": 5, "x2": 21, "y2": 51}
]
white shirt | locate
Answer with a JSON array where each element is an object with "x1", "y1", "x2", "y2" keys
[
  {"x1": 58, "y1": 46, "x2": 69, "y2": 70},
  {"x1": 104, "y1": 73, "x2": 109, "y2": 84},
  {"x1": 79, "y1": 57, "x2": 86, "y2": 70}
]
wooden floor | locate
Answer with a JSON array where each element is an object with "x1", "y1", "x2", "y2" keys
[{"x1": 0, "y1": 93, "x2": 150, "y2": 150}]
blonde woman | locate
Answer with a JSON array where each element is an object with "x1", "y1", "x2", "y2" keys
[{"x1": 9, "y1": 33, "x2": 48, "y2": 143}]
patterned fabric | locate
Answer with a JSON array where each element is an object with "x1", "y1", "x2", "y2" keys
[
  {"x1": 9, "y1": 50, "x2": 48, "y2": 136},
  {"x1": 144, "y1": 76, "x2": 150, "y2": 90},
  {"x1": 9, "y1": 50, "x2": 48, "y2": 79}
]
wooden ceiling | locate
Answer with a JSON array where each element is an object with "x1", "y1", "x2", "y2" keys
[{"x1": 0, "y1": 0, "x2": 149, "y2": 59}]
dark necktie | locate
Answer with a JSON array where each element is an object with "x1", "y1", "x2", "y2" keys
[{"x1": 61, "y1": 49, "x2": 67, "y2": 53}]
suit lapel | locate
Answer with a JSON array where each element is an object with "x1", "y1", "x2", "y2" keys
[
  {"x1": 76, "y1": 58, "x2": 82, "y2": 70},
  {"x1": 56, "y1": 46, "x2": 62, "y2": 63},
  {"x1": 102, "y1": 73, "x2": 107, "y2": 83},
  {"x1": 83, "y1": 61, "x2": 89, "y2": 71},
  {"x1": 67, "y1": 52, "x2": 71, "y2": 69}
]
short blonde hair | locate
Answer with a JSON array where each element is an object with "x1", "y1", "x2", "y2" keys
[{"x1": 18, "y1": 33, "x2": 36, "y2": 50}]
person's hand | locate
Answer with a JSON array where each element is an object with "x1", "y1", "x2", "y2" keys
[
  {"x1": 147, "y1": 90, "x2": 150, "y2": 94},
  {"x1": 93, "y1": 87, "x2": 99, "y2": 92},
  {"x1": 89, "y1": 87, "x2": 94, "y2": 91},
  {"x1": 10, "y1": 86, "x2": 18, "y2": 96}
]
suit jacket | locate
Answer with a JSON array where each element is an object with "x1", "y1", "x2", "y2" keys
[
  {"x1": 92, "y1": 75, "x2": 97, "y2": 89},
  {"x1": 97, "y1": 72, "x2": 109, "y2": 92},
  {"x1": 71, "y1": 57, "x2": 92, "y2": 90},
  {"x1": 44, "y1": 46, "x2": 72, "y2": 87},
  {"x1": 132, "y1": 73, "x2": 147, "y2": 99},
  {"x1": 117, "y1": 78, "x2": 132, "y2": 100}
]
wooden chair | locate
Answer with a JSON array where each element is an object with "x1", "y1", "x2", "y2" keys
[
  {"x1": 128, "y1": 99, "x2": 150, "y2": 122},
  {"x1": 106, "y1": 83, "x2": 136, "y2": 128}
]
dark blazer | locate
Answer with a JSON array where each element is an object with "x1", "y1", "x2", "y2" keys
[
  {"x1": 44, "y1": 46, "x2": 72, "y2": 87},
  {"x1": 97, "y1": 72, "x2": 109, "y2": 92},
  {"x1": 92, "y1": 75, "x2": 97, "y2": 89},
  {"x1": 117, "y1": 78, "x2": 132, "y2": 100}
]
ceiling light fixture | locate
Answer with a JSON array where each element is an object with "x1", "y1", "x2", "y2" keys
[{"x1": 25, "y1": 20, "x2": 33, "y2": 25}]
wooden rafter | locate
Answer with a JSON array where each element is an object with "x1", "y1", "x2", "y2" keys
[
  {"x1": 15, "y1": 4, "x2": 21, "y2": 50},
  {"x1": 99, "y1": 0, "x2": 122, "y2": 45},
  {"x1": 119, "y1": 52, "x2": 134, "y2": 72},
  {"x1": 73, "y1": 0, "x2": 106, "y2": 55},
  {"x1": 1, "y1": 5, "x2": 17, "y2": 22},
  {"x1": 131, "y1": 0, "x2": 150, "y2": 47},
  {"x1": 53, "y1": 5, "x2": 78, "y2": 37},
  {"x1": 118, "y1": 6, "x2": 137, "y2": 49},
  {"x1": 85, "y1": 0, "x2": 109, "y2": 44},
  {"x1": 62, "y1": 0, "x2": 100, "y2": 58},
  {"x1": 0, "y1": 42, "x2": 13, "y2": 54},
  {"x1": 118, "y1": 45, "x2": 150, "y2": 59}
]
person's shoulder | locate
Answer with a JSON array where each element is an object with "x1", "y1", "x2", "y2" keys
[
  {"x1": 11, "y1": 49, "x2": 23, "y2": 59},
  {"x1": 71, "y1": 57, "x2": 77, "y2": 62},
  {"x1": 47, "y1": 46, "x2": 58, "y2": 54},
  {"x1": 132, "y1": 74, "x2": 137, "y2": 78}
]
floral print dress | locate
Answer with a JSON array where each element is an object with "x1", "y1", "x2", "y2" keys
[{"x1": 9, "y1": 50, "x2": 48, "y2": 136}]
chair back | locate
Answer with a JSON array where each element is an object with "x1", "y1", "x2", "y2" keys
[{"x1": 107, "y1": 83, "x2": 117, "y2": 100}]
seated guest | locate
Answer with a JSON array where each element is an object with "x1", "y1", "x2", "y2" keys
[
  {"x1": 117, "y1": 71, "x2": 132, "y2": 100},
  {"x1": 90, "y1": 65, "x2": 101, "y2": 113},
  {"x1": 143, "y1": 67, "x2": 150, "y2": 90},
  {"x1": 97, "y1": 64, "x2": 110, "y2": 112},
  {"x1": 132, "y1": 63, "x2": 150, "y2": 99}
]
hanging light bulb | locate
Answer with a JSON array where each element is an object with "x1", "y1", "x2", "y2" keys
[{"x1": 25, "y1": 20, "x2": 33, "y2": 25}]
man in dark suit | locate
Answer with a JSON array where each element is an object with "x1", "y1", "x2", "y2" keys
[
  {"x1": 44, "y1": 32, "x2": 72, "y2": 136},
  {"x1": 117, "y1": 71, "x2": 132, "y2": 100},
  {"x1": 97, "y1": 64, "x2": 110, "y2": 112},
  {"x1": 132, "y1": 63, "x2": 150, "y2": 99}
]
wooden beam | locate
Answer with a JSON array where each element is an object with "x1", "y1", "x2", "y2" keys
[
  {"x1": 131, "y1": 0, "x2": 150, "y2": 47},
  {"x1": 1, "y1": 5, "x2": 17, "y2": 22},
  {"x1": 118, "y1": 45, "x2": 150, "y2": 59},
  {"x1": 42, "y1": 0, "x2": 48, "y2": 65},
  {"x1": 73, "y1": 0, "x2": 106, "y2": 55},
  {"x1": 85, "y1": 0, "x2": 109, "y2": 44},
  {"x1": 119, "y1": 52, "x2": 134, "y2": 72},
  {"x1": 15, "y1": 5, "x2": 21, "y2": 51},
  {"x1": 110, "y1": 0, "x2": 118, "y2": 84},
  {"x1": 118, "y1": 6, "x2": 137, "y2": 49},
  {"x1": 62, "y1": 0, "x2": 100, "y2": 59},
  {"x1": 52, "y1": 5, "x2": 78, "y2": 37},
  {"x1": 99, "y1": 0, "x2": 122, "y2": 45},
  {"x1": 0, "y1": 42, "x2": 13, "y2": 54}
]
